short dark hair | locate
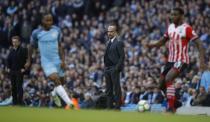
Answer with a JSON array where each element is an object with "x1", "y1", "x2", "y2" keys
[
  {"x1": 40, "y1": 12, "x2": 53, "y2": 25},
  {"x1": 41, "y1": 12, "x2": 52, "y2": 20},
  {"x1": 11, "y1": 36, "x2": 20, "y2": 41},
  {"x1": 173, "y1": 7, "x2": 184, "y2": 15},
  {"x1": 109, "y1": 21, "x2": 119, "y2": 33}
]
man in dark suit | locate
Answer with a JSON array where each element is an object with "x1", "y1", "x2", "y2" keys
[
  {"x1": 7, "y1": 36, "x2": 28, "y2": 105},
  {"x1": 104, "y1": 24, "x2": 125, "y2": 109}
]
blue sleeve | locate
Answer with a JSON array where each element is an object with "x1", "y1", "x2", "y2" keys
[
  {"x1": 200, "y1": 71, "x2": 210, "y2": 91},
  {"x1": 30, "y1": 29, "x2": 39, "y2": 48}
]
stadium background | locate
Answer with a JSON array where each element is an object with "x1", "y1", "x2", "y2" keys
[{"x1": 0, "y1": 0, "x2": 210, "y2": 110}]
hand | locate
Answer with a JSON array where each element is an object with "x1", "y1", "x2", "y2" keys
[
  {"x1": 60, "y1": 61, "x2": 66, "y2": 70},
  {"x1": 5, "y1": 68, "x2": 10, "y2": 73},
  {"x1": 145, "y1": 43, "x2": 154, "y2": 48},
  {"x1": 24, "y1": 61, "x2": 31, "y2": 70},
  {"x1": 145, "y1": 40, "x2": 158, "y2": 48},
  {"x1": 145, "y1": 44, "x2": 150, "y2": 48},
  {"x1": 21, "y1": 68, "x2": 25, "y2": 73},
  {"x1": 142, "y1": 41, "x2": 150, "y2": 48},
  {"x1": 115, "y1": 66, "x2": 120, "y2": 72}
]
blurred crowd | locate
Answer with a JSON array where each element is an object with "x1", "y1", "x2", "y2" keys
[{"x1": 0, "y1": 0, "x2": 210, "y2": 109}]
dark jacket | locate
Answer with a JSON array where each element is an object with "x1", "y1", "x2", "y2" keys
[
  {"x1": 7, "y1": 46, "x2": 27, "y2": 72},
  {"x1": 104, "y1": 38, "x2": 125, "y2": 71}
]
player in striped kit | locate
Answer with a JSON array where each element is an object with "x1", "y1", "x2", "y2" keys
[
  {"x1": 147, "y1": 7, "x2": 205, "y2": 111},
  {"x1": 147, "y1": 7, "x2": 205, "y2": 92}
]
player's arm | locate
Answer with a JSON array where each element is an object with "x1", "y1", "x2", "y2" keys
[
  {"x1": 193, "y1": 38, "x2": 205, "y2": 71},
  {"x1": 58, "y1": 42, "x2": 65, "y2": 69},
  {"x1": 24, "y1": 44, "x2": 34, "y2": 70},
  {"x1": 58, "y1": 42, "x2": 65, "y2": 63},
  {"x1": 27, "y1": 44, "x2": 34, "y2": 62},
  {"x1": 187, "y1": 26, "x2": 206, "y2": 71},
  {"x1": 147, "y1": 36, "x2": 168, "y2": 48},
  {"x1": 57, "y1": 27, "x2": 65, "y2": 69},
  {"x1": 25, "y1": 30, "x2": 37, "y2": 70}
]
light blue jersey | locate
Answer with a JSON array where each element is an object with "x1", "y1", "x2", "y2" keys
[
  {"x1": 200, "y1": 71, "x2": 210, "y2": 91},
  {"x1": 30, "y1": 25, "x2": 64, "y2": 77}
]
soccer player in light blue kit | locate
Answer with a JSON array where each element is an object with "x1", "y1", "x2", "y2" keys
[{"x1": 26, "y1": 13, "x2": 74, "y2": 109}]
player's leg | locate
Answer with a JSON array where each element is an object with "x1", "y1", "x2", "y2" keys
[
  {"x1": 158, "y1": 62, "x2": 174, "y2": 93},
  {"x1": 164, "y1": 68, "x2": 180, "y2": 84},
  {"x1": 164, "y1": 68, "x2": 179, "y2": 112},
  {"x1": 57, "y1": 63, "x2": 79, "y2": 109},
  {"x1": 164, "y1": 62, "x2": 187, "y2": 112},
  {"x1": 60, "y1": 77, "x2": 65, "y2": 85},
  {"x1": 59, "y1": 76, "x2": 79, "y2": 109},
  {"x1": 159, "y1": 74, "x2": 166, "y2": 93},
  {"x1": 42, "y1": 63, "x2": 73, "y2": 108},
  {"x1": 50, "y1": 66, "x2": 65, "y2": 107},
  {"x1": 164, "y1": 61, "x2": 185, "y2": 85},
  {"x1": 48, "y1": 73, "x2": 73, "y2": 108},
  {"x1": 50, "y1": 82, "x2": 62, "y2": 107}
]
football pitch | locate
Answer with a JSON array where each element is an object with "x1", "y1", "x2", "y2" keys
[{"x1": 0, "y1": 106, "x2": 209, "y2": 122}]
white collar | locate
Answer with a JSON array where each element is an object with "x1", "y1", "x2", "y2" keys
[{"x1": 110, "y1": 37, "x2": 116, "y2": 43}]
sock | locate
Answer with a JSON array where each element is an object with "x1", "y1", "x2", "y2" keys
[
  {"x1": 166, "y1": 82, "x2": 175, "y2": 112},
  {"x1": 55, "y1": 85, "x2": 72, "y2": 105},
  {"x1": 51, "y1": 88, "x2": 56, "y2": 96}
]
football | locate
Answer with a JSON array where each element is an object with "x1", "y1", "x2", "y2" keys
[{"x1": 137, "y1": 100, "x2": 150, "y2": 112}]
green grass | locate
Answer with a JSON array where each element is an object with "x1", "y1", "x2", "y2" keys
[{"x1": 0, "y1": 106, "x2": 209, "y2": 122}]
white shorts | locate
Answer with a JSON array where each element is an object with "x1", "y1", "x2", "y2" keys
[{"x1": 41, "y1": 62, "x2": 64, "y2": 77}]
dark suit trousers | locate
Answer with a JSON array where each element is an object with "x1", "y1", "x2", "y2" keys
[
  {"x1": 104, "y1": 67, "x2": 121, "y2": 109},
  {"x1": 10, "y1": 72, "x2": 24, "y2": 105}
]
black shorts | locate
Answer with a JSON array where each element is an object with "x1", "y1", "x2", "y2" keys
[{"x1": 161, "y1": 62, "x2": 188, "y2": 77}]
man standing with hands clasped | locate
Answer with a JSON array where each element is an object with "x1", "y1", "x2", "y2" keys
[
  {"x1": 104, "y1": 23, "x2": 125, "y2": 110},
  {"x1": 7, "y1": 36, "x2": 28, "y2": 105}
]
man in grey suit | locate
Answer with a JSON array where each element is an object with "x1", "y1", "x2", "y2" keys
[{"x1": 104, "y1": 24, "x2": 125, "y2": 110}]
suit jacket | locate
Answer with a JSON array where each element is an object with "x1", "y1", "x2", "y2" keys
[
  {"x1": 104, "y1": 38, "x2": 125, "y2": 71},
  {"x1": 7, "y1": 46, "x2": 28, "y2": 72}
]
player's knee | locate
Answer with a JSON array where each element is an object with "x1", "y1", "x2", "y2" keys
[
  {"x1": 49, "y1": 74, "x2": 61, "y2": 86},
  {"x1": 160, "y1": 75, "x2": 165, "y2": 81},
  {"x1": 158, "y1": 81, "x2": 166, "y2": 92},
  {"x1": 165, "y1": 73, "x2": 173, "y2": 82},
  {"x1": 54, "y1": 79, "x2": 61, "y2": 86},
  {"x1": 60, "y1": 77, "x2": 65, "y2": 85},
  {"x1": 165, "y1": 73, "x2": 177, "y2": 83},
  {"x1": 165, "y1": 76, "x2": 171, "y2": 83},
  {"x1": 165, "y1": 68, "x2": 180, "y2": 83}
]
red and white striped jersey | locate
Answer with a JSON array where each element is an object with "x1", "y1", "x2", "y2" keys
[{"x1": 164, "y1": 23, "x2": 198, "y2": 64}]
